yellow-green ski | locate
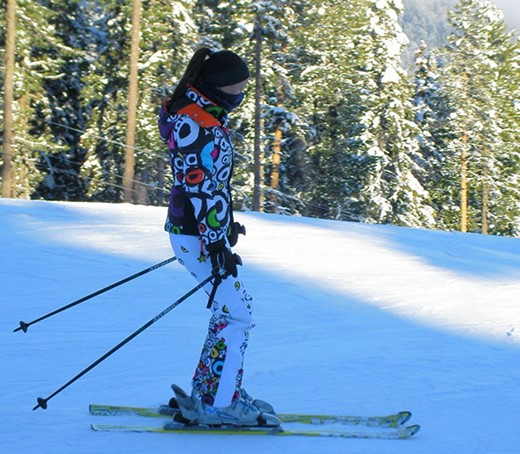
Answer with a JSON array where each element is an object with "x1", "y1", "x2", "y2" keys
[
  {"x1": 91, "y1": 422, "x2": 421, "y2": 439},
  {"x1": 89, "y1": 404, "x2": 413, "y2": 428}
]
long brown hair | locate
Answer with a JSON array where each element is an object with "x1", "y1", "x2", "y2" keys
[{"x1": 166, "y1": 47, "x2": 213, "y2": 111}]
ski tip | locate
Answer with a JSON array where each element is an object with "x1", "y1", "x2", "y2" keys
[
  {"x1": 399, "y1": 411, "x2": 412, "y2": 425},
  {"x1": 407, "y1": 424, "x2": 421, "y2": 437}
]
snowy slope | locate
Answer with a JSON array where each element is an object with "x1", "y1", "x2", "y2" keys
[{"x1": 1, "y1": 199, "x2": 519, "y2": 454}]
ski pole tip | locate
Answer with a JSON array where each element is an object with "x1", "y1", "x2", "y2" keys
[
  {"x1": 33, "y1": 397, "x2": 48, "y2": 411},
  {"x1": 14, "y1": 321, "x2": 29, "y2": 333}
]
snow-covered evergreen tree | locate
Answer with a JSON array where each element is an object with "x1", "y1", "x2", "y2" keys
[
  {"x1": 412, "y1": 41, "x2": 459, "y2": 229},
  {"x1": 133, "y1": 0, "x2": 197, "y2": 205},
  {"x1": 439, "y1": 0, "x2": 520, "y2": 235},
  {"x1": 290, "y1": 0, "x2": 370, "y2": 220},
  {"x1": 80, "y1": 0, "x2": 196, "y2": 203},
  {"x1": 247, "y1": 0, "x2": 302, "y2": 214},
  {"x1": 0, "y1": 0, "x2": 80, "y2": 199},
  {"x1": 290, "y1": 0, "x2": 434, "y2": 226},
  {"x1": 348, "y1": 0, "x2": 434, "y2": 226},
  {"x1": 191, "y1": 0, "x2": 302, "y2": 213},
  {"x1": 480, "y1": 9, "x2": 520, "y2": 236},
  {"x1": 79, "y1": 0, "x2": 134, "y2": 202},
  {"x1": 32, "y1": 0, "x2": 94, "y2": 201}
]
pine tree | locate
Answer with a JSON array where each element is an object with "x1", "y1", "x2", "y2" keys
[
  {"x1": 289, "y1": 0, "x2": 370, "y2": 220},
  {"x1": 1, "y1": 0, "x2": 79, "y2": 199},
  {"x1": 32, "y1": 0, "x2": 94, "y2": 200},
  {"x1": 492, "y1": 43, "x2": 520, "y2": 236},
  {"x1": 352, "y1": 0, "x2": 434, "y2": 227},
  {"x1": 480, "y1": 9, "x2": 520, "y2": 236},
  {"x1": 132, "y1": 0, "x2": 197, "y2": 204},
  {"x1": 248, "y1": 0, "x2": 302, "y2": 214},
  {"x1": 440, "y1": 0, "x2": 520, "y2": 235},
  {"x1": 192, "y1": 0, "x2": 302, "y2": 213},
  {"x1": 78, "y1": 0, "x2": 133, "y2": 202},
  {"x1": 80, "y1": 0, "x2": 196, "y2": 203},
  {"x1": 412, "y1": 41, "x2": 458, "y2": 229},
  {"x1": 295, "y1": 0, "x2": 432, "y2": 225}
]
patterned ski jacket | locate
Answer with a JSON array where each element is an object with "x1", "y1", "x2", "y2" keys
[{"x1": 158, "y1": 86, "x2": 235, "y2": 247}]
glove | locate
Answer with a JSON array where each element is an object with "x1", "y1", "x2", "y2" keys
[
  {"x1": 206, "y1": 239, "x2": 242, "y2": 280},
  {"x1": 227, "y1": 222, "x2": 246, "y2": 247}
]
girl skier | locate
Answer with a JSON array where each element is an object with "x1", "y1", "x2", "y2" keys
[{"x1": 158, "y1": 48, "x2": 278, "y2": 427}]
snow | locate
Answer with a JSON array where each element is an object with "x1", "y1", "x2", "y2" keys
[
  {"x1": 2, "y1": 198, "x2": 520, "y2": 453},
  {"x1": 381, "y1": 66, "x2": 401, "y2": 83}
]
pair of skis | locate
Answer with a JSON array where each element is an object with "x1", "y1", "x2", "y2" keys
[{"x1": 89, "y1": 404, "x2": 421, "y2": 440}]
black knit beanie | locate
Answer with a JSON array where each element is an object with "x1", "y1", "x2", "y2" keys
[{"x1": 200, "y1": 50, "x2": 250, "y2": 88}]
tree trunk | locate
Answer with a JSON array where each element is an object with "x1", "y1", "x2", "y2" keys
[
  {"x1": 460, "y1": 132, "x2": 468, "y2": 233},
  {"x1": 2, "y1": 0, "x2": 16, "y2": 198},
  {"x1": 123, "y1": 0, "x2": 141, "y2": 203},
  {"x1": 252, "y1": 19, "x2": 263, "y2": 212},
  {"x1": 270, "y1": 126, "x2": 282, "y2": 213},
  {"x1": 270, "y1": 68, "x2": 285, "y2": 213},
  {"x1": 481, "y1": 160, "x2": 489, "y2": 235},
  {"x1": 270, "y1": 128, "x2": 282, "y2": 191},
  {"x1": 134, "y1": 170, "x2": 148, "y2": 205},
  {"x1": 460, "y1": 71, "x2": 469, "y2": 233}
]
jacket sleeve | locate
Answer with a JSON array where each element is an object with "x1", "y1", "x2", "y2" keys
[{"x1": 172, "y1": 115, "x2": 230, "y2": 247}]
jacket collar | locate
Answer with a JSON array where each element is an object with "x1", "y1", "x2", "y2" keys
[{"x1": 187, "y1": 86, "x2": 229, "y2": 122}]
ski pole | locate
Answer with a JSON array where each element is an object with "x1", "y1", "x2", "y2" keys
[
  {"x1": 33, "y1": 274, "x2": 213, "y2": 411},
  {"x1": 14, "y1": 256, "x2": 177, "y2": 333}
]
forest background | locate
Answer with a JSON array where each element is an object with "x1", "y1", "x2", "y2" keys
[{"x1": 1, "y1": 0, "x2": 519, "y2": 236}]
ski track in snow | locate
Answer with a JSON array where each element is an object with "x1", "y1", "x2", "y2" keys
[{"x1": 1, "y1": 199, "x2": 520, "y2": 454}]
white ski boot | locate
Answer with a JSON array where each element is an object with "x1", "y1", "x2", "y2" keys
[
  {"x1": 171, "y1": 384, "x2": 280, "y2": 427},
  {"x1": 239, "y1": 388, "x2": 275, "y2": 414}
]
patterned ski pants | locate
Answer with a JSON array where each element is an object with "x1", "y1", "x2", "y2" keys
[{"x1": 169, "y1": 234, "x2": 254, "y2": 408}]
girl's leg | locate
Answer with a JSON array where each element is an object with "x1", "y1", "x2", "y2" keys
[{"x1": 169, "y1": 234, "x2": 254, "y2": 408}]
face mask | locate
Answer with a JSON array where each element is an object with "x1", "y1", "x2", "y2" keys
[
  {"x1": 199, "y1": 82, "x2": 245, "y2": 112},
  {"x1": 218, "y1": 91, "x2": 245, "y2": 112}
]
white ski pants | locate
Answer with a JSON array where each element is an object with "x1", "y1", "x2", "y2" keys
[{"x1": 169, "y1": 234, "x2": 254, "y2": 408}]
